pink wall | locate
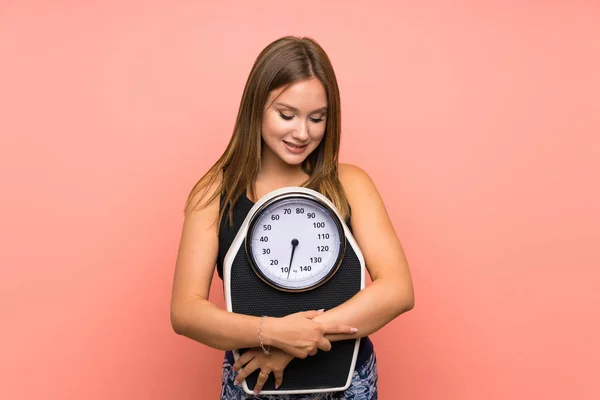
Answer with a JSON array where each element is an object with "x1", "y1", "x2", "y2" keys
[{"x1": 1, "y1": 1, "x2": 598, "y2": 399}]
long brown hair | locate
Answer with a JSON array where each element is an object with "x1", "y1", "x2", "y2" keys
[{"x1": 184, "y1": 36, "x2": 349, "y2": 227}]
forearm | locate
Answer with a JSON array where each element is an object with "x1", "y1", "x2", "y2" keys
[
  {"x1": 171, "y1": 298, "x2": 264, "y2": 351},
  {"x1": 313, "y1": 277, "x2": 414, "y2": 342}
]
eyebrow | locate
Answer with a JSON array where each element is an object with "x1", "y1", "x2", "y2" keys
[{"x1": 275, "y1": 102, "x2": 327, "y2": 114}]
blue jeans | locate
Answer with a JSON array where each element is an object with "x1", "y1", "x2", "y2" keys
[{"x1": 219, "y1": 352, "x2": 378, "y2": 400}]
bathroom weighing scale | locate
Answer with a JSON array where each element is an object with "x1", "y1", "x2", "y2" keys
[{"x1": 224, "y1": 187, "x2": 365, "y2": 395}]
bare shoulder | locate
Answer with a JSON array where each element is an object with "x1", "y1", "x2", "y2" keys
[
  {"x1": 338, "y1": 162, "x2": 381, "y2": 207},
  {"x1": 184, "y1": 169, "x2": 223, "y2": 216},
  {"x1": 337, "y1": 163, "x2": 412, "y2": 289},
  {"x1": 337, "y1": 162, "x2": 388, "y2": 232}
]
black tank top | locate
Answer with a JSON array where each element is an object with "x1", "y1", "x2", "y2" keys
[
  {"x1": 216, "y1": 192, "x2": 255, "y2": 279},
  {"x1": 216, "y1": 191, "x2": 374, "y2": 366}
]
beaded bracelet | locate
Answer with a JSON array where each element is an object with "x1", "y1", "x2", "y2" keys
[{"x1": 258, "y1": 316, "x2": 270, "y2": 354}]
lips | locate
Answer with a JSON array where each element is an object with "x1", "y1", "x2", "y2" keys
[
  {"x1": 283, "y1": 140, "x2": 308, "y2": 154},
  {"x1": 284, "y1": 141, "x2": 306, "y2": 149}
]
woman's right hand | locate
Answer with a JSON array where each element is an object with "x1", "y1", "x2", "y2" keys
[{"x1": 261, "y1": 310, "x2": 358, "y2": 359}]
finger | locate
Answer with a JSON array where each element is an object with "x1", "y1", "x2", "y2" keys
[
  {"x1": 274, "y1": 369, "x2": 284, "y2": 389},
  {"x1": 253, "y1": 369, "x2": 271, "y2": 395},
  {"x1": 299, "y1": 309, "x2": 325, "y2": 319},
  {"x1": 284, "y1": 346, "x2": 307, "y2": 359},
  {"x1": 317, "y1": 337, "x2": 332, "y2": 352},
  {"x1": 322, "y1": 323, "x2": 358, "y2": 335},
  {"x1": 233, "y1": 359, "x2": 259, "y2": 385},
  {"x1": 232, "y1": 351, "x2": 256, "y2": 371},
  {"x1": 308, "y1": 346, "x2": 318, "y2": 356}
]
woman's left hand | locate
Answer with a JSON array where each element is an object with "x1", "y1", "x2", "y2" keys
[{"x1": 232, "y1": 347, "x2": 294, "y2": 394}]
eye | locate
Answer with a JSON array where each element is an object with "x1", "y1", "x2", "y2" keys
[
  {"x1": 279, "y1": 112, "x2": 294, "y2": 121},
  {"x1": 310, "y1": 117, "x2": 325, "y2": 123}
]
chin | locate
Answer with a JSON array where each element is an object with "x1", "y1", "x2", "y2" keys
[
  {"x1": 277, "y1": 142, "x2": 314, "y2": 165},
  {"x1": 280, "y1": 154, "x2": 308, "y2": 166}
]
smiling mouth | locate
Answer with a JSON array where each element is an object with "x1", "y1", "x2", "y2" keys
[{"x1": 283, "y1": 141, "x2": 307, "y2": 149}]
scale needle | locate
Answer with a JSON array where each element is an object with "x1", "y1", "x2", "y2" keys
[{"x1": 287, "y1": 238, "x2": 299, "y2": 279}]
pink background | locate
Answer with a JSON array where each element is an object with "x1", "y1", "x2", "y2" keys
[{"x1": 1, "y1": 1, "x2": 598, "y2": 399}]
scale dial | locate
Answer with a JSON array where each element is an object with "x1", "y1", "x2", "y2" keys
[{"x1": 246, "y1": 194, "x2": 346, "y2": 292}]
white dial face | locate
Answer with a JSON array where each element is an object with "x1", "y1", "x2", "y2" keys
[{"x1": 247, "y1": 196, "x2": 344, "y2": 291}]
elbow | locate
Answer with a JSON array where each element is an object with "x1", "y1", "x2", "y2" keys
[
  {"x1": 380, "y1": 276, "x2": 415, "y2": 317},
  {"x1": 402, "y1": 295, "x2": 415, "y2": 313},
  {"x1": 395, "y1": 290, "x2": 415, "y2": 316},
  {"x1": 170, "y1": 304, "x2": 189, "y2": 336},
  {"x1": 395, "y1": 276, "x2": 415, "y2": 315},
  {"x1": 400, "y1": 290, "x2": 415, "y2": 313},
  {"x1": 170, "y1": 312, "x2": 184, "y2": 336},
  {"x1": 170, "y1": 301, "x2": 230, "y2": 351}
]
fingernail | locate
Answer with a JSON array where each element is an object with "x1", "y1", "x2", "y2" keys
[
  {"x1": 275, "y1": 385, "x2": 279, "y2": 389},
  {"x1": 350, "y1": 327, "x2": 358, "y2": 333},
  {"x1": 317, "y1": 309, "x2": 325, "y2": 313},
  {"x1": 233, "y1": 380, "x2": 238, "y2": 385}
]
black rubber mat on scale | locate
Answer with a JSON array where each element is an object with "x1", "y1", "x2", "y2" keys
[{"x1": 228, "y1": 238, "x2": 361, "y2": 393}]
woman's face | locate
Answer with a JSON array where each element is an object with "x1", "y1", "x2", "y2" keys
[{"x1": 261, "y1": 78, "x2": 328, "y2": 167}]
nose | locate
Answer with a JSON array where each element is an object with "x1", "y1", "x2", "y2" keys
[{"x1": 291, "y1": 120, "x2": 309, "y2": 141}]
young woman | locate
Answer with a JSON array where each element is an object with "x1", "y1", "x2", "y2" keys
[{"x1": 170, "y1": 36, "x2": 415, "y2": 399}]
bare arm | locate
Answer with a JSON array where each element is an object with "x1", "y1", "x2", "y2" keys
[
  {"x1": 313, "y1": 164, "x2": 415, "y2": 340},
  {"x1": 169, "y1": 179, "x2": 267, "y2": 351}
]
